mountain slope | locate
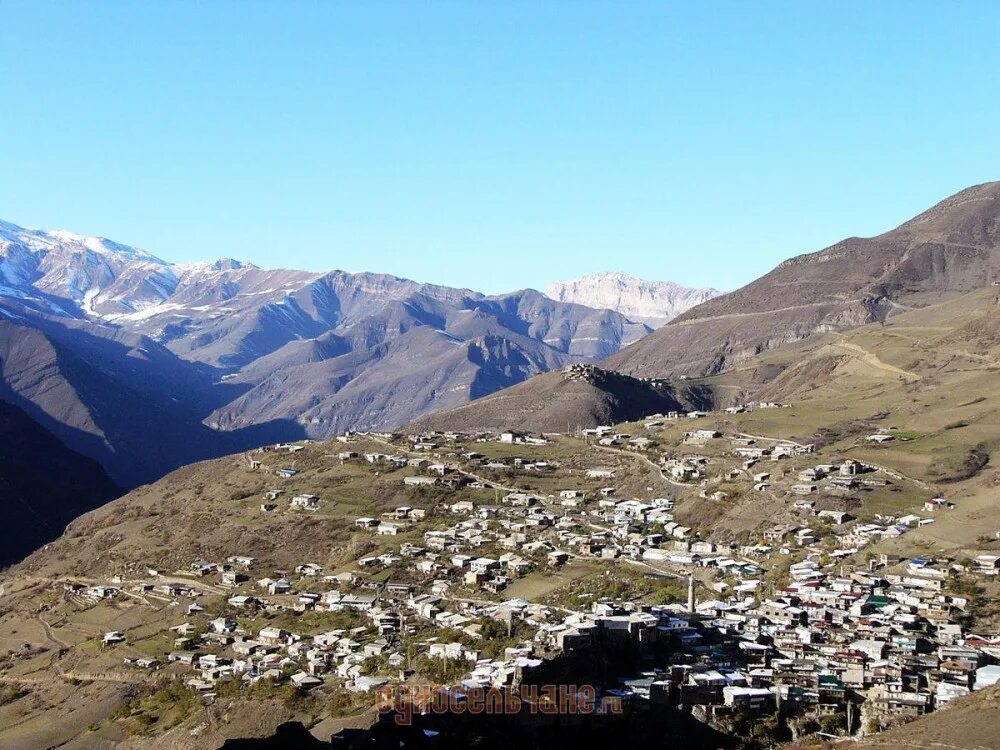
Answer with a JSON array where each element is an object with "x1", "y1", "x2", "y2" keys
[
  {"x1": 0, "y1": 400, "x2": 120, "y2": 566},
  {"x1": 547, "y1": 272, "x2": 720, "y2": 325},
  {"x1": 0, "y1": 313, "x2": 301, "y2": 487},
  {"x1": 604, "y1": 181, "x2": 1000, "y2": 377},
  {"x1": 851, "y1": 684, "x2": 1000, "y2": 750}
]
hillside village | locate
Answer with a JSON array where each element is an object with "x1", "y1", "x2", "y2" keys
[
  {"x1": 6, "y1": 8, "x2": 1000, "y2": 745},
  {"x1": 4, "y1": 402, "x2": 1000, "y2": 746}
]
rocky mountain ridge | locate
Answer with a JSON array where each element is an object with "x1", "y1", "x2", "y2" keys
[{"x1": 546, "y1": 271, "x2": 720, "y2": 325}]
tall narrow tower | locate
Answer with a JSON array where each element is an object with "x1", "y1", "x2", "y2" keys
[{"x1": 687, "y1": 573, "x2": 695, "y2": 614}]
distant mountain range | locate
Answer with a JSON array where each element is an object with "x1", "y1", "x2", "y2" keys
[
  {"x1": 0, "y1": 220, "x2": 654, "y2": 486},
  {"x1": 423, "y1": 181, "x2": 1000, "y2": 430},
  {"x1": 547, "y1": 272, "x2": 720, "y2": 325},
  {"x1": 6, "y1": 180, "x2": 998, "y2": 489}
]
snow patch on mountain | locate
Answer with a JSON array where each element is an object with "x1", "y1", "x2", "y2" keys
[{"x1": 0, "y1": 220, "x2": 165, "y2": 264}]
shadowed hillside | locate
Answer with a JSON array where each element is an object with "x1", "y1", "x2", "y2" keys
[{"x1": 0, "y1": 400, "x2": 120, "y2": 566}]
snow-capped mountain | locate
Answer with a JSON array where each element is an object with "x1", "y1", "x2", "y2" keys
[
  {"x1": 546, "y1": 272, "x2": 721, "y2": 326},
  {"x1": 0, "y1": 220, "x2": 653, "y2": 486},
  {"x1": 0, "y1": 219, "x2": 317, "y2": 323},
  {"x1": 0, "y1": 220, "x2": 176, "y2": 316}
]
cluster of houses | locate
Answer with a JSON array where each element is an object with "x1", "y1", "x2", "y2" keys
[
  {"x1": 57, "y1": 419, "x2": 1000, "y2": 737},
  {"x1": 95, "y1": 554, "x2": 555, "y2": 698},
  {"x1": 532, "y1": 553, "x2": 1000, "y2": 727},
  {"x1": 92, "y1": 534, "x2": 1000, "y2": 730}
]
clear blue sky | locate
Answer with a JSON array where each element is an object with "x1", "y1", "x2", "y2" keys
[{"x1": 3, "y1": 2, "x2": 999, "y2": 294}]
